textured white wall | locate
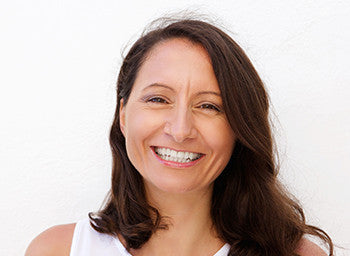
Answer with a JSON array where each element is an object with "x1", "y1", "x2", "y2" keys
[{"x1": 0, "y1": 0, "x2": 349, "y2": 255}]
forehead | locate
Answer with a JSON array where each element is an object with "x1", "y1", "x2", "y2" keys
[
  {"x1": 146, "y1": 38, "x2": 211, "y2": 64},
  {"x1": 132, "y1": 38, "x2": 219, "y2": 93}
]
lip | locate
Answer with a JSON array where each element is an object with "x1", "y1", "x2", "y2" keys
[{"x1": 151, "y1": 146, "x2": 205, "y2": 168}]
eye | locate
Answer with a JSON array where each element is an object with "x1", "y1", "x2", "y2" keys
[
  {"x1": 199, "y1": 103, "x2": 221, "y2": 112},
  {"x1": 147, "y1": 97, "x2": 168, "y2": 104}
]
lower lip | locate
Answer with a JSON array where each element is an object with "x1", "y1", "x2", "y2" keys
[{"x1": 151, "y1": 147, "x2": 204, "y2": 168}]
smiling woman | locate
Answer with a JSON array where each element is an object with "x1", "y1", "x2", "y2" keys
[{"x1": 25, "y1": 17, "x2": 333, "y2": 256}]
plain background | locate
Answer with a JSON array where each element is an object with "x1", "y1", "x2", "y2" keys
[{"x1": 0, "y1": 0, "x2": 349, "y2": 255}]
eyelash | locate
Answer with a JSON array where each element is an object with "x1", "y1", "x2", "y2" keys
[
  {"x1": 199, "y1": 103, "x2": 221, "y2": 112},
  {"x1": 145, "y1": 97, "x2": 221, "y2": 112},
  {"x1": 146, "y1": 96, "x2": 168, "y2": 104}
]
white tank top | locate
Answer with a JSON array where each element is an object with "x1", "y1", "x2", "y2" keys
[{"x1": 70, "y1": 218, "x2": 230, "y2": 256}]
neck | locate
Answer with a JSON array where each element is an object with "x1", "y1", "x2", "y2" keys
[
  {"x1": 130, "y1": 183, "x2": 224, "y2": 256},
  {"x1": 145, "y1": 182, "x2": 213, "y2": 217}
]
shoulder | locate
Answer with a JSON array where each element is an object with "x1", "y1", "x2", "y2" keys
[
  {"x1": 295, "y1": 238, "x2": 327, "y2": 256},
  {"x1": 25, "y1": 223, "x2": 76, "y2": 256}
]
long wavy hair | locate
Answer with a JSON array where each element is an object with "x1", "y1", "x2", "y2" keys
[{"x1": 89, "y1": 18, "x2": 333, "y2": 256}]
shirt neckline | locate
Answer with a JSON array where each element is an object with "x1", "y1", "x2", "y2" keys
[{"x1": 113, "y1": 235, "x2": 230, "y2": 256}]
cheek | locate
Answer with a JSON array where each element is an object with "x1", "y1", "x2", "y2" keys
[
  {"x1": 125, "y1": 106, "x2": 161, "y2": 135},
  {"x1": 124, "y1": 108, "x2": 164, "y2": 157},
  {"x1": 202, "y1": 119, "x2": 235, "y2": 158}
]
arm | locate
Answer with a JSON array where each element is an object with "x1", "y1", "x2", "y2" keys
[{"x1": 25, "y1": 223, "x2": 75, "y2": 256}]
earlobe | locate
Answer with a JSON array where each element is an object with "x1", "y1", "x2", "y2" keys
[{"x1": 119, "y1": 98, "x2": 126, "y2": 136}]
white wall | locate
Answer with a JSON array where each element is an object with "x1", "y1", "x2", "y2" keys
[{"x1": 0, "y1": 0, "x2": 349, "y2": 255}]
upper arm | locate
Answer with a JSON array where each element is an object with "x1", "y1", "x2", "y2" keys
[
  {"x1": 25, "y1": 223, "x2": 76, "y2": 256},
  {"x1": 295, "y1": 238, "x2": 328, "y2": 256}
]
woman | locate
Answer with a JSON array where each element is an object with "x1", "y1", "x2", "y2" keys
[{"x1": 26, "y1": 18, "x2": 333, "y2": 256}]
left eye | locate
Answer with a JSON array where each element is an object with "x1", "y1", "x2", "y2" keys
[
  {"x1": 147, "y1": 97, "x2": 168, "y2": 104},
  {"x1": 199, "y1": 103, "x2": 220, "y2": 112}
]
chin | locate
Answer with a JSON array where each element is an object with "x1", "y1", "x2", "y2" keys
[{"x1": 145, "y1": 176, "x2": 204, "y2": 195}]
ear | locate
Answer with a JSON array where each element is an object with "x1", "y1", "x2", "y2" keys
[{"x1": 119, "y1": 98, "x2": 126, "y2": 136}]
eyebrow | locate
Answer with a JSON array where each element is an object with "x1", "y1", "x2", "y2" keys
[
  {"x1": 142, "y1": 83, "x2": 221, "y2": 97},
  {"x1": 142, "y1": 83, "x2": 175, "y2": 92}
]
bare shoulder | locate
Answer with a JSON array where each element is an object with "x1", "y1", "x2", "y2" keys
[
  {"x1": 25, "y1": 223, "x2": 76, "y2": 256},
  {"x1": 295, "y1": 238, "x2": 327, "y2": 256}
]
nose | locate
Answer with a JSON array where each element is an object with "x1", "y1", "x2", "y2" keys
[{"x1": 163, "y1": 107, "x2": 197, "y2": 143}]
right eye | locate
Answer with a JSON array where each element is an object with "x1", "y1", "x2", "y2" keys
[{"x1": 147, "y1": 97, "x2": 168, "y2": 104}]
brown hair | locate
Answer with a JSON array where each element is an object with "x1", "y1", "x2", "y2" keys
[{"x1": 89, "y1": 17, "x2": 333, "y2": 255}]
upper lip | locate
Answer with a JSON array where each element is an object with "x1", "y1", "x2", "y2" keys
[{"x1": 151, "y1": 146, "x2": 205, "y2": 155}]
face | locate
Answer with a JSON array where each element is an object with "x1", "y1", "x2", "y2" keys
[{"x1": 119, "y1": 38, "x2": 236, "y2": 195}]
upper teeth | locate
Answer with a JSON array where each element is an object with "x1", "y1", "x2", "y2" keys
[{"x1": 154, "y1": 147, "x2": 202, "y2": 163}]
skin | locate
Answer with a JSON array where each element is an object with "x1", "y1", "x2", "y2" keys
[
  {"x1": 25, "y1": 38, "x2": 327, "y2": 256},
  {"x1": 25, "y1": 223, "x2": 75, "y2": 256}
]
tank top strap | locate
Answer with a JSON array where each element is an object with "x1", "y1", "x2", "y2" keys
[{"x1": 70, "y1": 218, "x2": 129, "y2": 256}]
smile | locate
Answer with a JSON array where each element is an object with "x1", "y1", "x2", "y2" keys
[{"x1": 153, "y1": 147, "x2": 204, "y2": 163}]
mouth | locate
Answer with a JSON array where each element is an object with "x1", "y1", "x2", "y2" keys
[{"x1": 151, "y1": 146, "x2": 204, "y2": 164}]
